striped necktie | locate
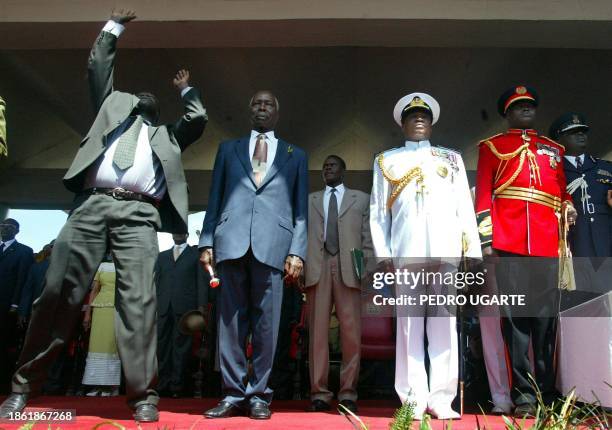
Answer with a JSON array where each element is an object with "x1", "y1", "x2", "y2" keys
[
  {"x1": 575, "y1": 156, "x2": 583, "y2": 170},
  {"x1": 252, "y1": 134, "x2": 268, "y2": 187}
]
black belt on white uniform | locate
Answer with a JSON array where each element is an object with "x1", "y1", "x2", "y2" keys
[{"x1": 83, "y1": 187, "x2": 160, "y2": 207}]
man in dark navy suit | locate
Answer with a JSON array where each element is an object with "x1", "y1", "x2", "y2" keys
[
  {"x1": 550, "y1": 112, "x2": 612, "y2": 300},
  {"x1": 199, "y1": 90, "x2": 308, "y2": 420},
  {"x1": 0, "y1": 219, "x2": 34, "y2": 393},
  {"x1": 155, "y1": 233, "x2": 207, "y2": 397}
]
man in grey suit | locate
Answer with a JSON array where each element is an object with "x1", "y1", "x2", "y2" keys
[
  {"x1": 305, "y1": 155, "x2": 372, "y2": 414},
  {"x1": 155, "y1": 233, "x2": 207, "y2": 397},
  {"x1": 199, "y1": 90, "x2": 308, "y2": 419},
  {"x1": 0, "y1": 9, "x2": 207, "y2": 422}
]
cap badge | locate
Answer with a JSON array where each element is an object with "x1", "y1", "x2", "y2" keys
[
  {"x1": 515, "y1": 86, "x2": 527, "y2": 95},
  {"x1": 572, "y1": 115, "x2": 580, "y2": 124}
]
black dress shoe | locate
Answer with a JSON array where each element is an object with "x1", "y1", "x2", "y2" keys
[
  {"x1": 133, "y1": 404, "x2": 159, "y2": 422},
  {"x1": 249, "y1": 401, "x2": 271, "y2": 419},
  {"x1": 339, "y1": 399, "x2": 358, "y2": 414},
  {"x1": 204, "y1": 401, "x2": 244, "y2": 418},
  {"x1": 0, "y1": 393, "x2": 28, "y2": 418},
  {"x1": 306, "y1": 399, "x2": 331, "y2": 412}
]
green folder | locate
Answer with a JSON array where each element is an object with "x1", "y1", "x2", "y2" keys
[{"x1": 350, "y1": 248, "x2": 364, "y2": 280}]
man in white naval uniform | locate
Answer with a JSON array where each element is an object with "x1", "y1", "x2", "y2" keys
[{"x1": 370, "y1": 93, "x2": 481, "y2": 419}]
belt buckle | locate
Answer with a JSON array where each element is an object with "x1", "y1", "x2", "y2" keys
[{"x1": 111, "y1": 187, "x2": 127, "y2": 200}]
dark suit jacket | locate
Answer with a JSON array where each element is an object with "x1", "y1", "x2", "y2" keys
[
  {"x1": 564, "y1": 156, "x2": 612, "y2": 257},
  {"x1": 199, "y1": 137, "x2": 308, "y2": 271},
  {"x1": 0, "y1": 241, "x2": 34, "y2": 315},
  {"x1": 155, "y1": 245, "x2": 207, "y2": 317},
  {"x1": 63, "y1": 30, "x2": 207, "y2": 233},
  {"x1": 18, "y1": 259, "x2": 50, "y2": 318}
]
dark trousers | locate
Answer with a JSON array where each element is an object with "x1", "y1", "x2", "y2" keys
[
  {"x1": 0, "y1": 311, "x2": 17, "y2": 394},
  {"x1": 217, "y1": 249, "x2": 283, "y2": 407},
  {"x1": 495, "y1": 251, "x2": 559, "y2": 406},
  {"x1": 12, "y1": 194, "x2": 160, "y2": 408},
  {"x1": 157, "y1": 308, "x2": 192, "y2": 394}
]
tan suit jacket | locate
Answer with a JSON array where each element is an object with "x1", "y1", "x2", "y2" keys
[{"x1": 305, "y1": 186, "x2": 373, "y2": 288}]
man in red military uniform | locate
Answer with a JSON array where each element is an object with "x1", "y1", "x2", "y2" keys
[{"x1": 475, "y1": 86, "x2": 577, "y2": 417}]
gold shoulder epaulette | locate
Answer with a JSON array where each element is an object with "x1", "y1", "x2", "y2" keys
[
  {"x1": 540, "y1": 135, "x2": 565, "y2": 150},
  {"x1": 478, "y1": 133, "x2": 503, "y2": 145}
]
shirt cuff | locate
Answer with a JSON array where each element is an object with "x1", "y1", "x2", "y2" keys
[
  {"x1": 102, "y1": 20, "x2": 125, "y2": 38},
  {"x1": 180, "y1": 86, "x2": 193, "y2": 98}
]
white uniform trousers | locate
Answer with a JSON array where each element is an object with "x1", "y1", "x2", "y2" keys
[{"x1": 395, "y1": 315, "x2": 458, "y2": 413}]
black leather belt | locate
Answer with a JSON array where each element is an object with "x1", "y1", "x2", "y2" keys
[{"x1": 83, "y1": 187, "x2": 160, "y2": 207}]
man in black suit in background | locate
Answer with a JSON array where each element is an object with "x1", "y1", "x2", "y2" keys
[
  {"x1": 0, "y1": 218, "x2": 34, "y2": 393},
  {"x1": 155, "y1": 233, "x2": 207, "y2": 398}
]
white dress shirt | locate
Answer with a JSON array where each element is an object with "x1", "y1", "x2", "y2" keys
[
  {"x1": 370, "y1": 140, "x2": 481, "y2": 260},
  {"x1": 249, "y1": 130, "x2": 278, "y2": 176},
  {"x1": 173, "y1": 242, "x2": 189, "y2": 260},
  {"x1": 83, "y1": 20, "x2": 193, "y2": 199},
  {"x1": 84, "y1": 117, "x2": 167, "y2": 199},
  {"x1": 564, "y1": 153, "x2": 585, "y2": 168},
  {"x1": 1, "y1": 238, "x2": 15, "y2": 252},
  {"x1": 323, "y1": 183, "x2": 345, "y2": 239}
]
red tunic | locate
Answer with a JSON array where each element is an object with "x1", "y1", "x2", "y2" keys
[{"x1": 475, "y1": 129, "x2": 573, "y2": 257}]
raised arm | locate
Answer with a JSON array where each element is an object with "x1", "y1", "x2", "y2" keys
[
  {"x1": 87, "y1": 9, "x2": 136, "y2": 114},
  {"x1": 171, "y1": 69, "x2": 208, "y2": 151}
]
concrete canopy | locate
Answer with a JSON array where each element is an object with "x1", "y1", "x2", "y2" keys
[{"x1": 1, "y1": 0, "x2": 611, "y2": 210}]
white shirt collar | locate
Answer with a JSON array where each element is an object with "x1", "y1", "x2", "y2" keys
[
  {"x1": 1, "y1": 238, "x2": 16, "y2": 250},
  {"x1": 404, "y1": 139, "x2": 431, "y2": 150},
  {"x1": 325, "y1": 183, "x2": 345, "y2": 195},
  {"x1": 564, "y1": 153, "x2": 585, "y2": 167},
  {"x1": 250, "y1": 130, "x2": 276, "y2": 141},
  {"x1": 174, "y1": 242, "x2": 188, "y2": 251}
]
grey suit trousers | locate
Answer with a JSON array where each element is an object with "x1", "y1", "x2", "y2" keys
[{"x1": 12, "y1": 194, "x2": 160, "y2": 408}]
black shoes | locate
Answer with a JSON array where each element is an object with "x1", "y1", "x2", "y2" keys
[
  {"x1": 204, "y1": 401, "x2": 245, "y2": 418},
  {"x1": 203, "y1": 401, "x2": 271, "y2": 420},
  {"x1": 133, "y1": 403, "x2": 159, "y2": 422},
  {"x1": 338, "y1": 399, "x2": 358, "y2": 414},
  {"x1": 249, "y1": 401, "x2": 271, "y2": 420},
  {"x1": 306, "y1": 399, "x2": 331, "y2": 412},
  {"x1": 0, "y1": 393, "x2": 28, "y2": 419}
]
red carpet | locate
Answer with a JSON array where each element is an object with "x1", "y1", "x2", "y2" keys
[{"x1": 0, "y1": 396, "x2": 527, "y2": 429}]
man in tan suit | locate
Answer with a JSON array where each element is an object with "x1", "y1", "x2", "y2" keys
[{"x1": 305, "y1": 155, "x2": 372, "y2": 414}]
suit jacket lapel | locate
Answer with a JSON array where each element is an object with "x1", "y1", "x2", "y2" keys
[
  {"x1": 259, "y1": 139, "x2": 291, "y2": 189},
  {"x1": 582, "y1": 155, "x2": 596, "y2": 172},
  {"x1": 101, "y1": 93, "x2": 140, "y2": 138},
  {"x1": 0, "y1": 242, "x2": 16, "y2": 262},
  {"x1": 563, "y1": 157, "x2": 578, "y2": 174},
  {"x1": 175, "y1": 245, "x2": 192, "y2": 264},
  {"x1": 148, "y1": 126, "x2": 160, "y2": 149},
  {"x1": 312, "y1": 191, "x2": 324, "y2": 219},
  {"x1": 234, "y1": 137, "x2": 257, "y2": 187},
  {"x1": 338, "y1": 188, "x2": 357, "y2": 218}
]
